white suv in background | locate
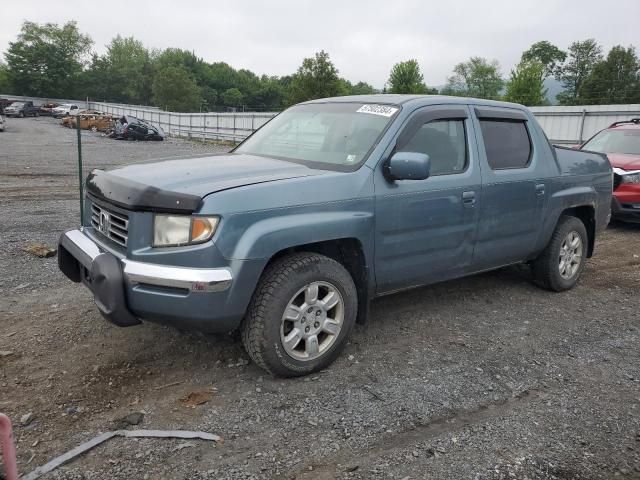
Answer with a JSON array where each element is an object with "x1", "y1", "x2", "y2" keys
[{"x1": 52, "y1": 104, "x2": 80, "y2": 118}]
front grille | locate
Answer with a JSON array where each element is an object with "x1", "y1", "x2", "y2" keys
[{"x1": 91, "y1": 203, "x2": 129, "y2": 247}]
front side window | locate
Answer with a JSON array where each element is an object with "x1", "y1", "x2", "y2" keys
[
  {"x1": 480, "y1": 120, "x2": 532, "y2": 170},
  {"x1": 235, "y1": 103, "x2": 399, "y2": 171},
  {"x1": 582, "y1": 129, "x2": 640, "y2": 155},
  {"x1": 398, "y1": 119, "x2": 468, "y2": 175}
]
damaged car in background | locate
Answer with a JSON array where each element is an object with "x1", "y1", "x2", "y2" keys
[
  {"x1": 61, "y1": 110, "x2": 116, "y2": 132},
  {"x1": 39, "y1": 102, "x2": 60, "y2": 116},
  {"x1": 575, "y1": 118, "x2": 640, "y2": 223},
  {"x1": 52, "y1": 103, "x2": 80, "y2": 118},
  {"x1": 107, "y1": 115, "x2": 165, "y2": 141}
]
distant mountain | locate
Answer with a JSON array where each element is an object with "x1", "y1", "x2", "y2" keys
[{"x1": 544, "y1": 78, "x2": 564, "y2": 105}]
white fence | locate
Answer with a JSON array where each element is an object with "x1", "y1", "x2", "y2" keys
[
  {"x1": 3, "y1": 94, "x2": 640, "y2": 144},
  {"x1": 530, "y1": 104, "x2": 640, "y2": 144}
]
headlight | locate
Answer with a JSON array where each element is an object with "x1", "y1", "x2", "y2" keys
[
  {"x1": 614, "y1": 167, "x2": 640, "y2": 185},
  {"x1": 153, "y1": 215, "x2": 220, "y2": 247},
  {"x1": 621, "y1": 173, "x2": 640, "y2": 184}
]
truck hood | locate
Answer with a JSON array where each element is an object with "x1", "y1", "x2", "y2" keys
[
  {"x1": 86, "y1": 153, "x2": 329, "y2": 213},
  {"x1": 606, "y1": 153, "x2": 640, "y2": 170}
]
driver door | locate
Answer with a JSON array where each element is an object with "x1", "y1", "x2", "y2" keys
[{"x1": 374, "y1": 105, "x2": 481, "y2": 293}]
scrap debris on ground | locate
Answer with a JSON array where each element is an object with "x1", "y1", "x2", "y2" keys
[
  {"x1": 21, "y1": 429, "x2": 223, "y2": 480},
  {"x1": 21, "y1": 243, "x2": 56, "y2": 258}
]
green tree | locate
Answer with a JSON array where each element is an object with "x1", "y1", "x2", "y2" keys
[
  {"x1": 579, "y1": 45, "x2": 640, "y2": 104},
  {"x1": 556, "y1": 39, "x2": 603, "y2": 105},
  {"x1": 0, "y1": 62, "x2": 11, "y2": 93},
  {"x1": 200, "y1": 86, "x2": 218, "y2": 111},
  {"x1": 287, "y1": 51, "x2": 343, "y2": 104},
  {"x1": 442, "y1": 57, "x2": 503, "y2": 99},
  {"x1": 388, "y1": 60, "x2": 430, "y2": 94},
  {"x1": 246, "y1": 75, "x2": 285, "y2": 110},
  {"x1": 350, "y1": 81, "x2": 376, "y2": 95},
  {"x1": 521, "y1": 41, "x2": 566, "y2": 78},
  {"x1": 221, "y1": 87, "x2": 243, "y2": 107},
  {"x1": 504, "y1": 61, "x2": 547, "y2": 106},
  {"x1": 101, "y1": 36, "x2": 154, "y2": 104},
  {"x1": 151, "y1": 66, "x2": 201, "y2": 112},
  {"x1": 4, "y1": 20, "x2": 92, "y2": 97}
]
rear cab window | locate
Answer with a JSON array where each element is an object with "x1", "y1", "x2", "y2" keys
[{"x1": 475, "y1": 107, "x2": 532, "y2": 170}]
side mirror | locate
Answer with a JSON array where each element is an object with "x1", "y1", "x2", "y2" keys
[{"x1": 385, "y1": 152, "x2": 431, "y2": 181}]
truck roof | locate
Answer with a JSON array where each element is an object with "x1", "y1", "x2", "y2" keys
[{"x1": 303, "y1": 94, "x2": 526, "y2": 111}]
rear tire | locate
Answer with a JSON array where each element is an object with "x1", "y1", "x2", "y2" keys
[
  {"x1": 531, "y1": 215, "x2": 588, "y2": 292},
  {"x1": 241, "y1": 252, "x2": 357, "y2": 377}
]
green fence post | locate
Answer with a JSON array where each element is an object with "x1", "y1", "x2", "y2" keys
[{"x1": 76, "y1": 114, "x2": 84, "y2": 224}]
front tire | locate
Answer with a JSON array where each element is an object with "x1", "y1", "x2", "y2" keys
[
  {"x1": 531, "y1": 215, "x2": 588, "y2": 292},
  {"x1": 241, "y1": 252, "x2": 357, "y2": 377}
]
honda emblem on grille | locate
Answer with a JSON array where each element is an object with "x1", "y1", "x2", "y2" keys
[{"x1": 99, "y1": 211, "x2": 110, "y2": 235}]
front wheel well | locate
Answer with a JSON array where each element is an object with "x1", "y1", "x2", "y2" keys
[
  {"x1": 560, "y1": 206, "x2": 595, "y2": 257},
  {"x1": 265, "y1": 239, "x2": 369, "y2": 324}
]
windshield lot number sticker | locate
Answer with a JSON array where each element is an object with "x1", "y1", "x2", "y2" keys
[{"x1": 357, "y1": 104, "x2": 398, "y2": 117}]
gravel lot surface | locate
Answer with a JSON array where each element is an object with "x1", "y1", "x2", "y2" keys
[{"x1": 1, "y1": 117, "x2": 639, "y2": 480}]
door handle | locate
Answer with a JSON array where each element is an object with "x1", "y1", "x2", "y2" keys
[
  {"x1": 536, "y1": 184, "x2": 545, "y2": 196},
  {"x1": 462, "y1": 191, "x2": 476, "y2": 207}
]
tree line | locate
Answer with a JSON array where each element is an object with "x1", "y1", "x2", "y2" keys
[{"x1": 0, "y1": 21, "x2": 639, "y2": 112}]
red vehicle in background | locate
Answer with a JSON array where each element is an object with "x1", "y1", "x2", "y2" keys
[{"x1": 578, "y1": 119, "x2": 640, "y2": 223}]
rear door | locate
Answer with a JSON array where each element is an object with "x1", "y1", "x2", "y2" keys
[
  {"x1": 471, "y1": 106, "x2": 546, "y2": 270},
  {"x1": 374, "y1": 105, "x2": 481, "y2": 293}
]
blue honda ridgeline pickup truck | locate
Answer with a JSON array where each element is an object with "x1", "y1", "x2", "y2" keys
[{"x1": 59, "y1": 95, "x2": 612, "y2": 377}]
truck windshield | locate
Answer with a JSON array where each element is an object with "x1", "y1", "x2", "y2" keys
[
  {"x1": 235, "y1": 103, "x2": 399, "y2": 170},
  {"x1": 582, "y1": 129, "x2": 640, "y2": 155}
]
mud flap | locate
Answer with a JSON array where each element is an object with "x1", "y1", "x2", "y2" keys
[{"x1": 90, "y1": 253, "x2": 141, "y2": 327}]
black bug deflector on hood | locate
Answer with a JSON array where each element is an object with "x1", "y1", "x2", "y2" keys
[
  {"x1": 87, "y1": 170, "x2": 203, "y2": 213},
  {"x1": 85, "y1": 153, "x2": 329, "y2": 213}
]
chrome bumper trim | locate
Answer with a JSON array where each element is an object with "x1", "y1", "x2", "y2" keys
[
  {"x1": 61, "y1": 229, "x2": 232, "y2": 293},
  {"x1": 122, "y1": 260, "x2": 232, "y2": 292}
]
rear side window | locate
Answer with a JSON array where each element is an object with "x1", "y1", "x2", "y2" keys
[
  {"x1": 399, "y1": 119, "x2": 468, "y2": 175},
  {"x1": 479, "y1": 120, "x2": 532, "y2": 169}
]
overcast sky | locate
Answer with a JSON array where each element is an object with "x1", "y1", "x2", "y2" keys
[{"x1": 1, "y1": 0, "x2": 639, "y2": 88}]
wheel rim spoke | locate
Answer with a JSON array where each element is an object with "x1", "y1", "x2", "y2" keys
[
  {"x1": 322, "y1": 319, "x2": 340, "y2": 335},
  {"x1": 284, "y1": 328, "x2": 303, "y2": 350},
  {"x1": 321, "y1": 290, "x2": 340, "y2": 310},
  {"x1": 570, "y1": 235, "x2": 580, "y2": 249},
  {"x1": 305, "y1": 284, "x2": 319, "y2": 304},
  {"x1": 306, "y1": 335, "x2": 319, "y2": 356},
  {"x1": 284, "y1": 305, "x2": 302, "y2": 321}
]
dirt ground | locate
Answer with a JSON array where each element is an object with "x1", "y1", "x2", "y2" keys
[{"x1": 1, "y1": 117, "x2": 639, "y2": 480}]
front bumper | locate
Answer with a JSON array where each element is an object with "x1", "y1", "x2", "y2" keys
[
  {"x1": 612, "y1": 184, "x2": 640, "y2": 223},
  {"x1": 58, "y1": 229, "x2": 236, "y2": 329},
  {"x1": 611, "y1": 196, "x2": 640, "y2": 223}
]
